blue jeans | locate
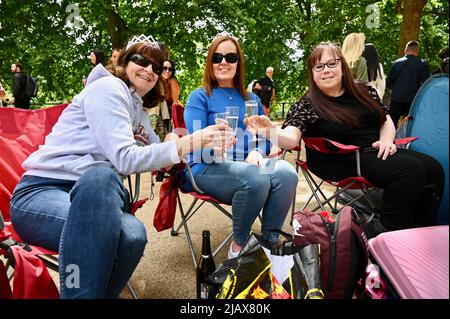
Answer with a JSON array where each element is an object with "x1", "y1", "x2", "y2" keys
[
  {"x1": 193, "y1": 159, "x2": 298, "y2": 245},
  {"x1": 9, "y1": 167, "x2": 147, "y2": 298}
]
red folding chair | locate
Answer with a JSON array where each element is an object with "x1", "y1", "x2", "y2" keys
[
  {"x1": 296, "y1": 136, "x2": 417, "y2": 220},
  {"x1": 0, "y1": 104, "x2": 143, "y2": 298},
  {"x1": 0, "y1": 104, "x2": 67, "y2": 298},
  {"x1": 164, "y1": 103, "x2": 234, "y2": 269}
]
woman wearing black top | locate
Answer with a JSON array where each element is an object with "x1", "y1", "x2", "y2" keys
[{"x1": 246, "y1": 42, "x2": 444, "y2": 237}]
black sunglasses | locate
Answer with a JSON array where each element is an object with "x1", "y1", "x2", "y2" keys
[
  {"x1": 127, "y1": 54, "x2": 162, "y2": 75},
  {"x1": 212, "y1": 53, "x2": 239, "y2": 64},
  {"x1": 163, "y1": 66, "x2": 175, "y2": 72}
]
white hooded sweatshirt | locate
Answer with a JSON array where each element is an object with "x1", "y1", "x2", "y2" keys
[{"x1": 23, "y1": 64, "x2": 180, "y2": 181}]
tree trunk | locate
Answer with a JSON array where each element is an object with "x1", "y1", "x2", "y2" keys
[
  {"x1": 107, "y1": 8, "x2": 129, "y2": 49},
  {"x1": 396, "y1": 0, "x2": 428, "y2": 57}
]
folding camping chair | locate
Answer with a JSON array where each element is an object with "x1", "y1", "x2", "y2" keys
[
  {"x1": 167, "y1": 103, "x2": 234, "y2": 269},
  {"x1": 0, "y1": 105, "x2": 142, "y2": 298},
  {"x1": 296, "y1": 136, "x2": 416, "y2": 220}
]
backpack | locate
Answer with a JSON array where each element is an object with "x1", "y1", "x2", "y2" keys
[
  {"x1": 25, "y1": 76, "x2": 38, "y2": 98},
  {"x1": 292, "y1": 206, "x2": 369, "y2": 299}
]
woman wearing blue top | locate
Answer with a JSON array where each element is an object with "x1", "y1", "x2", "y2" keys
[{"x1": 183, "y1": 34, "x2": 298, "y2": 258}]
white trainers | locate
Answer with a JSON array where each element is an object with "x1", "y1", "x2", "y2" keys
[{"x1": 228, "y1": 244, "x2": 240, "y2": 259}]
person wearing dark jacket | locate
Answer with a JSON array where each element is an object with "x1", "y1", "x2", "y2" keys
[
  {"x1": 253, "y1": 67, "x2": 275, "y2": 116},
  {"x1": 10, "y1": 62, "x2": 31, "y2": 109},
  {"x1": 386, "y1": 41, "x2": 429, "y2": 127}
]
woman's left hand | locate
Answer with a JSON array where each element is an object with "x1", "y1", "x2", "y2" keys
[
  {"x1": 372, "y1": 140, "x2": 397, "y2": 160},
  {"x1": 245, "y1": 150, "x2": 264, "y2": 167}
]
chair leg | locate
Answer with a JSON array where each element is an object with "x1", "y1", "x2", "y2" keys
[
  {"x1": 175, "y1": 194, "x2": 198, "y2": 269},
  {"x1": 126, "y1": 281, "x2": 138, "y2": 299}
]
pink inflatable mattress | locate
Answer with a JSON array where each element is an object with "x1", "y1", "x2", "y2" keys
[{"x1": 368, "y1": 226, "x2": 449, "y2": 299}]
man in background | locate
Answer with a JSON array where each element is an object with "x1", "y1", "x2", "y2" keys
[
  {"x1": 253, "y1": 66, "x2": 275, "y2": 116},
  {"x1": 386, "y1": 41, "x2": 429, "y2": 127},
  {"x1": 10, "y1": 62, "x2": 31, "y2": 109}
]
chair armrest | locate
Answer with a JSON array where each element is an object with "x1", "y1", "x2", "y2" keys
[
  {"x1": 127, "y1": 174, "x2": 141, "y2": 203},
  {"x1": 280, "y1": 145, "x2": 301, "y2": 160},
  {"x1": 180, "y1": 158, "x2": 205, "y2": 194},
  {"x1": 303, "y1": 137, "x2": 360, "y2": 154},
  {"x1": 394, "y1": 137, "x2": 418, "y2": 146}
]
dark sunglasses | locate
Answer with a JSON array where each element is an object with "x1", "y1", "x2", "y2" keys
[
  {"x1": 127, "y1": 54, "x2": 162, "y2": 75},
  {"x1": 212, "y1": 53, "x2": 239, "y2": 64},
  {"x1": 163, "y1": 66, "x2": 175, "y2": 72}
]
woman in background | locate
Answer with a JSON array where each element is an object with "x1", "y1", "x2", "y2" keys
[
  {"x1": 109, "y1": 48, "x2": 122, "y2": 66},
  {"x1": 342, "y1": 33, "x2": 368, "y2": 82},
  {"x1": 362, "y1": 43, "x2": 386, "y2": 99}
]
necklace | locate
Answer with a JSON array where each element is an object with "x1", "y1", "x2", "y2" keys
[{"x1": 218, "y1": 88, "x2": 233, "y2": 101}]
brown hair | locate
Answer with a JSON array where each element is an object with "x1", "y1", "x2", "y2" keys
[
  {"x1": 203, "y1": 35, "x2": 248, "y2": 100},
  {"x1": 306, "y1": 42, "x2": 386, "y2": 127},
  {"x1": 106, "y1": 42, "x2": 166, "y2": 108}
]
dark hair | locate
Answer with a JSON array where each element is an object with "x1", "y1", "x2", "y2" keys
[
  {"x1": 12, "y1": 62, "x2": 23, "y2": 71},
  {"x1": 362, "y1": 43, "x2": 382, "y2": 82},
  {"x1": 306, "y1": 42, "x2": 386, "y2": 127},
  {"x1": 107, "y1": 42, "x2": 167, "y2": 108},
  {"x1": 163, "y1": 59, "x2": 177, "y2": 79},
  {"x1": 203, "y1": 35, "x2": 248, "y2": 99},
  {"x1": 92, "y1": 50, "x2": 106, "y2": 66}
]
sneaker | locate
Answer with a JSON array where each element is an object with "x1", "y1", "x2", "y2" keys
[
  {"x1": 366, "y1": 218, "x2": 389, "y2": 239},
  {"x1": 227, "y1": 244, "x2": 240, "y2": 259}
]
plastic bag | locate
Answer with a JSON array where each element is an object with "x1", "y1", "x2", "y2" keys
[{"x1": 207, "y1": 233, "x2": 323, "y2": 299}]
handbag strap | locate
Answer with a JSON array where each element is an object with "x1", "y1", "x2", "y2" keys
[{"x1": 256, "y1": 230, "x2": 301, "y2": 256}]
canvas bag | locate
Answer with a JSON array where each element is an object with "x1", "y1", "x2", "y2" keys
[
  {"x1": 153, "y1": 163, "x2": 185, "y2": 232},
  {"x1": 292, "y1": 206, "x2": 369, "y2": 299}
]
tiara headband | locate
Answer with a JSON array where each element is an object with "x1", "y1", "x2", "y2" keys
[
  {"x1": 212, "y1": 31, "x2": 238, "y2": 42},
  {"x1": 126, "y1": 34, "x2": 158, "y2": 50}
]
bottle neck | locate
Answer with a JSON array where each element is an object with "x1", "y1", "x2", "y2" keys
[{"x1": 201, "y1": 234, "x2": 212, "y2": 255}]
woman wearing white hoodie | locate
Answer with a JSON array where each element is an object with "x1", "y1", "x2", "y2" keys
[{"x1": 9, "y1": 40, "x2": 233, "y2": 298}]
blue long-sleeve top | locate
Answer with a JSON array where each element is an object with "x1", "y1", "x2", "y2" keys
[{"x1": 182, "y1": 87, "x2": 271, "y2": 191}]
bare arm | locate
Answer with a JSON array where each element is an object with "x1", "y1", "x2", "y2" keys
[
  {"x1": 372, "y1": 115, "x2": 396, "y2": 160},
  {"x1": 245, "y1": 115, "x2": 301, "y2": 150}
]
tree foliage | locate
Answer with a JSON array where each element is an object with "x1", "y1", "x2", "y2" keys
[{"x1": 0, "y1": 0, "x2": 448, "y2": 110}]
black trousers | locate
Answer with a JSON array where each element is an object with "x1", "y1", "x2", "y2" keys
[
  {"x1": 390, "y1": 100, "x2": 412, "y2": 128},
  {"x1": 310, "y1": 149, "x2": 445, "y2": 230}
]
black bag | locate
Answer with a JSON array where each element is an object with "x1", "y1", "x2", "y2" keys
[
  {"x1": 292, "y1": 206, "x2": 369, "y2": 299},
  {"x1": 25, "y1": 76, "x2": 38, "y2": 98}
]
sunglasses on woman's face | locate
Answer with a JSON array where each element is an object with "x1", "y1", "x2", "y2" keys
[
  {"x1": 163, "y1": 66, "x2": 175, "y2": 72},
  {"x1": 212, "y1": 52, "x2": 239, "y2": 64},
  {"x1": 128, "y1": 54, "x2": 162, "y2": 76}
]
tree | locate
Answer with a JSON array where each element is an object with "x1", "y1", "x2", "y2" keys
[
  {"x1": 395, "y1": 0, "x2": 428, "y2": 57},
  {"x1": 0, "y1": 0, "x2": 447, "y2": 109}
]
